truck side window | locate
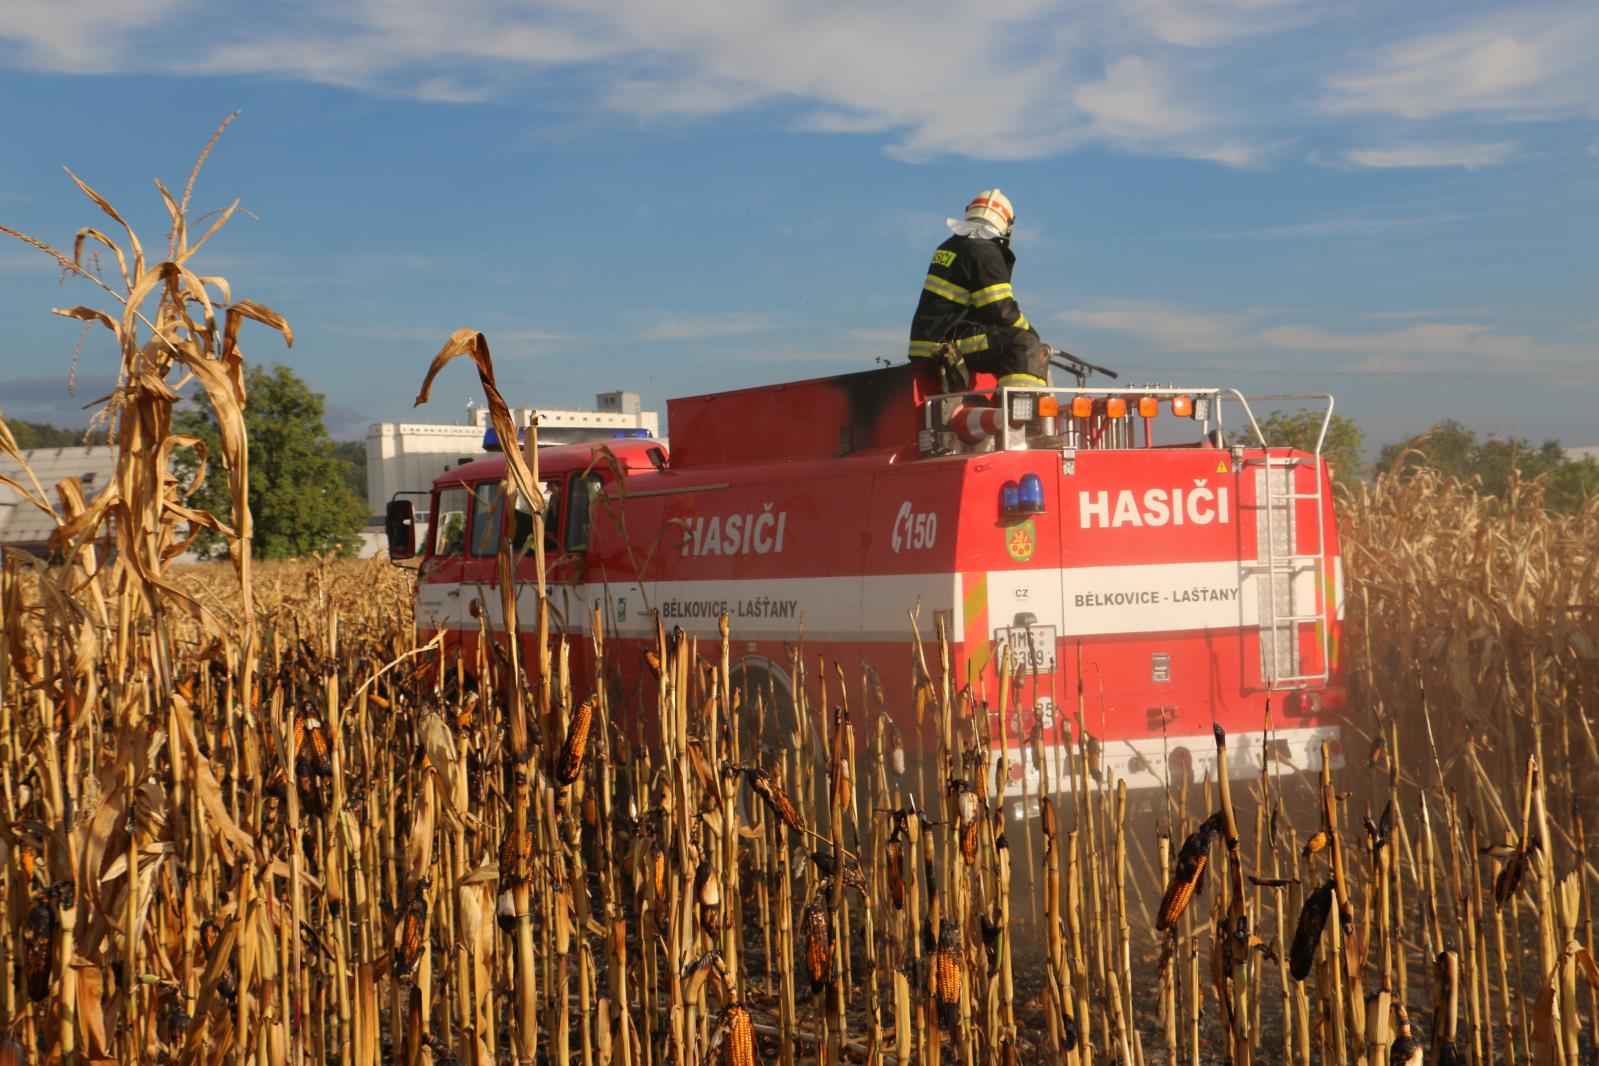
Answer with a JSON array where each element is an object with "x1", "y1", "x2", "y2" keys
[
  {"x1": 433, "y1": 488, "x2": 468, "y2": 557},
  {"x1": 510, "y1": 480, "x2": 563, "y2": 554},
  {"x1": 542, "y1": 480, "x2": 562, "y2": 553},
  {"x1": 469, "y1": 483, "x2": 504, "y2": 557},
  {"x1": 566, "y1": 474, "x2": 602, "y2": 552}
]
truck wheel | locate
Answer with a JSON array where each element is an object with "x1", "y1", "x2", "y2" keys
[{"x1": 727, "y1": 656, "x2": 796, "y2": 764}]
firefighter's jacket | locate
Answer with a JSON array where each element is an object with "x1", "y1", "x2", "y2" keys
[{"x1": 908, "y1": 235, "x2": 1037, "y2": 360}]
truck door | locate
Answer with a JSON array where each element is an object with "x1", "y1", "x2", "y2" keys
[
  {"x1": 862, "y1": 466, "x2": 966, "y2": 711},
  {"x1": 977, "y1": 462, "x2": 1068, "y2": 765}
]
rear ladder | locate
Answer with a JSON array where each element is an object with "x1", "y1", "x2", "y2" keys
[{"x1": 1220, "y1": 392, "x2": 1334, "y2": 689}]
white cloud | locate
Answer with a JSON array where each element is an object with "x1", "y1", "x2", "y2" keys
[
  {"x1": 1058, "y1": 300, "x2": 1249, "y2": 351},
  {"x1": 1, "y1": 1, "x2": 1591, "y2": 166},
  {"x1": 1055, "y1": 299, "x2": 1597, "y2": 377},
  {"x1": 1130, "y1": 0, "x2": 1313, "y2": 48},
  {"x1": 635, "y1": 313, "x2": 783, "y2": 342},
  {"x1": 1345, "y1": 141, "x2": 1517, "y2": 169},
  {"x1": 0, "y1": 0, "x2": 185, "y2": 68},
  {"x1": 1192, "y1": 211, "x2": 1470, "y2": 239},
  {"x1": 1321, "y1": 9, "x2": 1599, "y2": 120}
]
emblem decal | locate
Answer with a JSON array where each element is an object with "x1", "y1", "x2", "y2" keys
[{"x1": 1005, "y1": 517, "x2": 1036, "y2": 562}]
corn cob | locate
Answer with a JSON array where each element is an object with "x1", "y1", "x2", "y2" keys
[
  {"x1": 451, "y1": 691, "x2": 475, "y2": 730},
  {"x1": 809, "y1": 849, "x2": 867, "y2": 892},
  {"x1": 959, "y1": 811, "x2": 981, "y2": 865},
  {"x1": 1289, "y1": 878, "x2": 1336, "y2": 980},
  {"x1": 1301, "y1": 830, "x2": 1329, "y2": 859},
  {"x1": 745, "y1": 767, "x2": 806, "y2": 835},
  {"x1": 293, "y1": 713, "x2": 332, "y2": 779},
  {"x1": 885, "y1": 834, "x2": 906, "y2": 910},
  {"x1": 306, "y1": 718, "x2": 331, "y2": 766},
  {"x1": 556, "y1": 696, "x2": 596, "y2": 786},
  {"x1": 1156, "y1": 812, "x2": 1223, "y2": 930},
  {"x1": 395, "y1": 877, "x2": 430, "y2": 984},
  {"x1": 719, "y1": 1003, "x2": 759, "y2": 1066},
  {"x1": 1493, "y1": 838, "x2": 1532, "y2": 909},
  {"x1": 977, "y1": 912, "x2": 1000, "y2": 971},
  {"x1": 934, "y1": 918, "x2": 963, "y2": 1031},
  {"x1": 696, "y1": 859, "x2": 722, "y2": 937},
  {"x1": 17, "y1": 841, "x2": 38, "y2": 885},
  {"x1": 499, "y1": 824, "x2": 533, "y2": 887},
  {"x1": 199, "y1": 917, "x2": 222, "y2": 955},
  {"x1": 801, "y1": 899, "x2": 832, "y2": 993},
  {"x1": 21, "y1": 893, "x2": 55, "y2": 1001},
  {"x1": 649, "y1": 840, "x2": 668, "y2": 914}
]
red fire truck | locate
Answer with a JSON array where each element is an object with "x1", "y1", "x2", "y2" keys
[{"x1": 386, "y1": 362, "x2": 1346, "y2": 799}]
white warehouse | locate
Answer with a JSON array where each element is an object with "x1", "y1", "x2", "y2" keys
[{"x1": 364, "y1": 391, "x2": 659, "y2": 517}]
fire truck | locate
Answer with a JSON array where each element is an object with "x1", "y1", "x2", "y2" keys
[{"x1": 385, "y1": 362, "x2": 1346, "y2": 799}]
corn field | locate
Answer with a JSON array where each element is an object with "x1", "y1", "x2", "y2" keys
[{"x1": 2, "y1": 128, "x2": 1598, "y2": 1065}]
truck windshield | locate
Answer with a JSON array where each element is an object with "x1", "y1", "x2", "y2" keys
[
  {"x1": 469, "y1": 483, "x2": 503, "y2": 557},
  {"x1": 433, "y1": 488, "x2": 468, "y2": 556}
]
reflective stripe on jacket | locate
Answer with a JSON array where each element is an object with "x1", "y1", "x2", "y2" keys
[{"x1": 908, "y1": 235, "x2": 1036, "y2": 358}]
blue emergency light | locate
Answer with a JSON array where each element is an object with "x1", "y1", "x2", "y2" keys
[
  {"x1": 481, "y1": 426, "x2": 524, "y2": 451},
  {"x1": 1000, "y1": 474, "x2": 1045, "y2": 515},
  {"x1": 612, "y1": 428, "x2": 653, "y2": 439},
  {"x1": 1018, "y1": 473, "x2": 1046, "y2": 513}
]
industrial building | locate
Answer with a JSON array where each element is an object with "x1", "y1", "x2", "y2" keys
[{"x1": 364, "y1": 391, "x2": 659, "y2": 517}]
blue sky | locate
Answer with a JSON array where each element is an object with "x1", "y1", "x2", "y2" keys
[{"x1": 1, "y1": 0, "x2": 1596, "y2": 454}]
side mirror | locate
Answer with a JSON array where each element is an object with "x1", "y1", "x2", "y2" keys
[{"x1": 385, "y1": 498, "x2": 417, "y2": 560}]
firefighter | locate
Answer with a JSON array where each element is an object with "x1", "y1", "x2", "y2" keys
[{"x1": 908, "y1": 188, "x2": 1050, "y2": 390}]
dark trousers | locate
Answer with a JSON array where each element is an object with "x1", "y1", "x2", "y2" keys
[{"x1": 965, "y1": 327, "x2": 1048, "y2": 385}]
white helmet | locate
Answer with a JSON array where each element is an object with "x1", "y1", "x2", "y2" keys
[{"x1": 964, "y1": 188, "x2": 1015, "y2": 237}]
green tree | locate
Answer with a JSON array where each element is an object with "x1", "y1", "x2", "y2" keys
[
  {"x1": 174, "y1": 363, "x2": 368, "y2": 559},
  {"x1": 1257, "y1": 408, "x2": 1366, "y2": 481},
  {"x1": 1377, "y1": 420, "x2": 1599, "y2": 511},
  {"x1": 330, "y1": 439, "x2": 368, "y2": 500}
]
